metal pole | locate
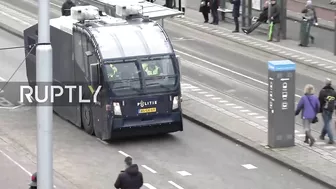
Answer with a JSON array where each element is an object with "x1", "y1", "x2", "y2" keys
[
  {"x1": 334, "y1": 7, "x2": 336, "y2": 55},
  {"x1": 247, "y1": 0, "x2": 252, "y2": 26},
  {"x1": 268, "y1": 0, "x2": 272, "y2": 24},
  {"x1": 37, "y1": 0, "x2": 53, "y2": 188},
  {"x1": 242, "y1": 0, "x2": 246, "y2": 27},
  {"x1": 280, "y1": 0, "x2": 287, "y2": 39},
  {"x1": 178, "y1": 0, "x2": 181, "y2": 11}
]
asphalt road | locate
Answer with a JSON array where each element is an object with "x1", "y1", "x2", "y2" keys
[
  {"x1": 0, "y1": 148, "x2": 31, "y2": 189},
  {"x1": 0, "y1": 8, "x2": 330, "y2": 189}
]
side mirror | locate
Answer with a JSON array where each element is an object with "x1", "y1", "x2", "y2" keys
[
  {"x1": 90, "y1": 63, "x2": 99, "y2": 88},
  {"x1": 85, "y1": 51, "x2": 93, "y2": 57}
]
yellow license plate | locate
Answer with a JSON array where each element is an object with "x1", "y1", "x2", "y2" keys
[{"x1": 138, "y1": 107, "x2": 156, "y2": 113}]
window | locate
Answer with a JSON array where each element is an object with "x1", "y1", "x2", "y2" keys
[
  {"x1": 81, "y1": 34, "x2": 89, "y2": 78},
  {"x1": 104, "y1": 62, "x2": 141, "y2": 94},
  {"x1": 87, "y1": 42, "x2": 98, "y2": 65},
  {"x1": 140, "y1": 57, "x2": 177, "y2": 88},
  {"x1": 73, "y1": 32, "x2": 85, "y2": 73}
]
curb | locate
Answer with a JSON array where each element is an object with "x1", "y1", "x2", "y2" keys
[
  {"x1": 169, "y1": 18, "x2": 336, "y2": 75},
  {"x1": 182, "y1": 110, "x2": 336, "y2": 189},
  {"x1": 0, "y1": 22, "x2": 24, "y2": 39}
]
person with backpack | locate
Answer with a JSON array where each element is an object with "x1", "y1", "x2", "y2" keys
[
  {"x1": 318, "y1": 78, "x2": 336, "y2": 144},
  {"x1": 295, "y1": 84, "x2": 320, "y2": 146}
]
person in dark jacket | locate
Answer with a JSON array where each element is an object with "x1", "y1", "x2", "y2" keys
[
  {"x1": 62, "y1": 0, "x2": 76, "y2": 16},
  {"x1": 114, "y1": 157, "x2": 143, "y2": 189},
  {"x1": 242, "y1": 1, "x2": 268, "y2": 34},
  {"x1": 267, "y1": 0, "x2": 280, "y2": 42},
  {"x1": 295, "y1": 84, "x2": 320, "y2": 146},
  {"x1": 300, "y1": 0, "x2": 318, "y2": 46},
  {"x1": 230, "y1": 0, "x2": 241, "y2": 32},
  {"x1": 29, "y1": 172, "x2": 37, "y2": 189},
  {"x1": 318, "y1": 78, "x2": 336, "y2": 144},
  {"x1": 210, "y1": 0, "x2": 219, "y2": 25},
  {"x1": 199, "y1": 0, "x2": 210, "y2": 23}
]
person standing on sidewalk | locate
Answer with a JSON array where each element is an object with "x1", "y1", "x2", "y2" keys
[
  {"x1": 267, "y1": 0, "x2": 280, "y2": 42},
  {"x1": 199, "y1": 0, "x2": 210, "y2": 23},
  {"x1": 210, "y1": 0, "x2": 219, "y2": 25},
  {"x1": 300, "y1": 0, "x2": 318, "y2": 45},
  {"x1": 230, "y1": 0, "x2": 241, "y2": 33},
  {"x1": 295, "y1": 84, "x2": 320, "y2": 146},
  {"x1": 318, "y1": 78, "x2": 336, "y2": 144}
]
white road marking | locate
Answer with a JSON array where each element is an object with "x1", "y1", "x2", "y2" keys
[
  {"x1": 291, "y1": 55, "x2": 299, "y2": 58},
  {"x1": 219, "y1": 100, "x2": 228, "y2": 103},
  {"x1": 263, "y1": 119, "x2": 268, "y2": 122},
  {"x1": 212, "y1": 97, "x2": 221, "y2": 100},
  {"x1": 255, "y1": 116, "x2": 265, "y2": 119},
  {"x1": 225, "y1": 103, "x2": 235, "y2": 106},
  {"x1": 175, "y1": 50, "x2": 301, "y2": 98},
  {"x1": 324, "y1": 146, "x2": 336, "y2": 150},
  {"x1": 294, "y1": 130, "x2": 300, "y2": 133},
  {"x1": 0, "y1": 149, "x2": 31, "y2": 175},
  {"x1": 205, "y1": 94, "x2": 214, "y2": 97},
  {"x1": 233, "y1": 106, "x2": 243, "y2": 109},
  {"x1": 240, "y1": 109, "x2": 250, "y2": 112},
  {"x1": 142, "y1": 165, "x2": 157, "y2": 173},
  {"x1": 298, "y1": 57, "x2": 304, "y2": 60},
  {"x1": 198, "y1": 91, "x2": 208, "y2": 94},
  {"x1": 177, "y1": 170, "x2": 192, "y2": 176},
  {"x1": 144, "y1": 183, "x2": 157, "y2": 189},
  {"x1": 247, "y1": 112, "x2": 258, "y2": 115},
  {"x1": 311, "y1": 61, "x2": 319, "y2": 64},
  {"x1": 314, "y1": 142, "x2": 325, "y2": 145},
  {"x1": 97, "y1": 138, "x2": 108, "y2": 145},
  {"x1": 191, "y1": 88, "x2": 201, "y2": 91},
  {"x1": 0, "y1": 76, "x2": 6, "y2": 81},
  {"x1": 325, "y1": 66, "x2": 333, "y2": 69},
  {"x1": 318, "y1": 64, "x2": 326, "y2": 66},
  {"x1": 168, "y1": 181, "x2": 184, "y2": 189},
  {"x1": 296, "y1": 134, "x2": 306, "y2": 137},
  {"x1": 241, "y1": 164, "x2": 257, "y2": 169},
  {"x1": 118, "y1": 150, "x2": 131, "y2": 157}
]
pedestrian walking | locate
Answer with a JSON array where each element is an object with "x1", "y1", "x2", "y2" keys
[
  {"x1": 299, "y1": 0, "x2": 318, "y2": 46},
  {"x1": 210, "y1": 0, "x2": 219, "y2": 25},
  {"x1": 267, "y1": 0, "x2": 280, "y2": 42},
  {"x1": 230, "y1": 0, "x2": 241, "y2": 33},
  {"x1": 114, "y1": 156, "x2": 143, "y2": 189},
  {"x1": 318, "y1": 78, "x2": 336, "y2": 144},
  {"x1": 295, "y1": 84, "x2": 320, "y2": 146},
  {"x1": 199, "y1": 0, "x2": 210, "y2": 23},
  {"x1": 61, "y1": 0, "x2": 75, "y2": 16}
]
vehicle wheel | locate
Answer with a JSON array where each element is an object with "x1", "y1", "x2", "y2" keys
[{"x1": 81, "y1": 103, "x2": 95, "y2": 135}]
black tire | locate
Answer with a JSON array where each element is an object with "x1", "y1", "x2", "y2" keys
[{"x1": 81, "y1": 103, "x2": 95, "y2": 135}]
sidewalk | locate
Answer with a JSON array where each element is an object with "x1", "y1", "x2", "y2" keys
[
  {"x1": 181, "y1": 82, "x2": 336, "y2": 189},
  {"x1": 166, "y1": 8, "x2": 336, "y2": 74}
]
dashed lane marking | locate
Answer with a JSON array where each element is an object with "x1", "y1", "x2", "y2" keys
[
  {"x1": 241, "y1": 164, "x2": 257, "y2": 169},
  {"x1": 144, "y1": 183, "x2": 157, "y2": 189},
  {"x1": 205, "y1": 94, "x2": 214, "y2": 97},
  {"x1": 168, "y1": 181, "x2": 184, "y2": 189},
  {"x1": 295, "y1": 130, "x2": 300, "y2": 133},
  {"x1": 314, "y1": 142, "x2": 325, "y2": 145},
  {"x1": 212, "y1": 97, "x2": 221, "y2": 100},
  {"x1": 198, "y1": 91, "x2": 208, "y2": 94},
  {"x1": 247, "y1": 112, "x2": 258, "y2": 115},
  {"x1": 142, "y1": 165, "x2": 157, "y2": 174},
  {"x1": 177, "y1": 171, "x2": 192, "y2": 176},
  {"x1": 240, "y1": 109, "x2": 250, "y2": 112},
  {"x1": 296, "y1": 134, "x2": 306, "y2": 137},
  {"x1": 225, "y1": 103, "x2": 235, "y2": 106},
  {"x1": 233, "y1": 106, "x2": 243, "y2": 109},
  {"x1": 219, "y1": 100, "x2": 228, "y2": 103},
  {"x1": 118, "y1": 151, "x2": 131, "y2": 157},
  {"x1": 255, "y1": 116, "x2": 265, "y2": 119}
]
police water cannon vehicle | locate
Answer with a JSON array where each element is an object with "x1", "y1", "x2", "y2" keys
[{"x1": 23, "y1": 4, "x2": 183, "y2": 140}]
